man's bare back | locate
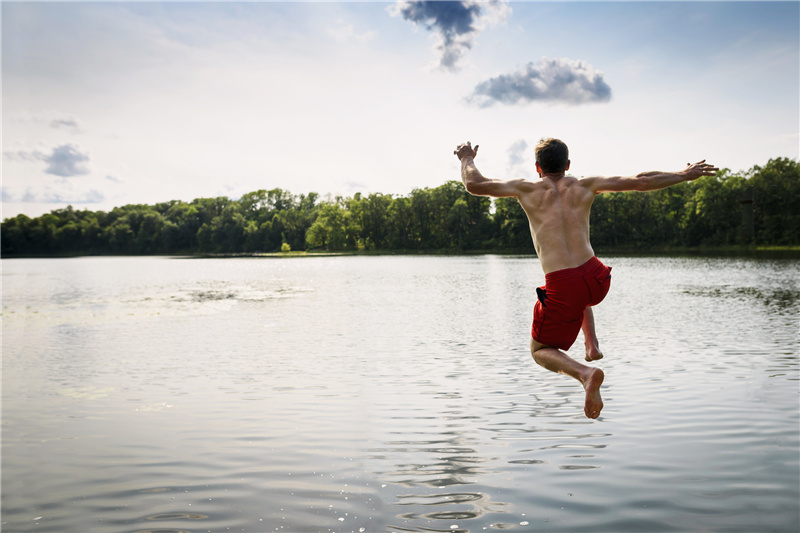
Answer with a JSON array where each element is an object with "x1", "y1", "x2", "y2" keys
[
  {"x1": 514, "y1": 174, "x2": 596, "y2": 274},
  {"x1": 454, "y1": 138, "x2": 718, "y2": 418}
]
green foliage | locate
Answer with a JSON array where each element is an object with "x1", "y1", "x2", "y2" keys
[
  {"x1": 588, "y1": 158, "x2": 798, "y2": 249},
  {"x1": 493, "y1": 197, "x2": 532, "y2": 250},
  {"x1": 2, "y1": 158, "x2": 797, "y2": 256},
  {"x1": 307, "y1": 201, "x2": 355, "y2": 251}
]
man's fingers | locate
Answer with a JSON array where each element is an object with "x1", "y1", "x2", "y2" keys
[
  {"x1": 690, "y1": 159, "x2": 719, "y2": 175},
  {"x1": 454, "y1": 141, "x2": 479, "y2": 160},
  {"x1": 688, "y1": 159, "x2": 718, "y2": 170}
]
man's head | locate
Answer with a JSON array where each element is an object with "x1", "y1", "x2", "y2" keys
[{"x1": 535, "y1": 138, "x2": 570, "y2": 174}]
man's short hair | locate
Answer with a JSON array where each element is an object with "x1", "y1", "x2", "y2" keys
[{"x1": 535, "y1": 138, "x2": 569, "y2": 174}]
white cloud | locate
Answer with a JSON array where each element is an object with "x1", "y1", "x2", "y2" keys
[
  {"x1": 468, "y1": 57, "x2": 612, "y2": 107},
  {"x1": 4, "y1": 143, "x2": 91, "y2": 177},
  {"x1": 43, "y1": 144, "x2": 91, "y2": 177}
]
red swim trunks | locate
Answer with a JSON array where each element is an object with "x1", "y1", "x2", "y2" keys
[{"x1": 531, "y1": 257, "x2": 612, "y2": 351}]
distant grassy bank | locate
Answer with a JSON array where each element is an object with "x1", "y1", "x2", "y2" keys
[{"x1": 4, "y1": 244, "x2": 800, "y2": 260}]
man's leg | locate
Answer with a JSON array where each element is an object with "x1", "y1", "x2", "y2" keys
[
  {"x1": 530, "y1": 338, "x2": 604, "y2": 419},
  {"x1": 582, "y1": 307, "x2": 604, "y2": 362}
]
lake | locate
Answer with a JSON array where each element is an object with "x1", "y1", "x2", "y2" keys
[{"x1": 2, "y1": 254, "x2": 798, "y2": 533}]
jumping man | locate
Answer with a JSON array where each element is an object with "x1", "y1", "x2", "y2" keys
[{"x1": 455, "y1": 138, "x2": 718, "y2": 418}]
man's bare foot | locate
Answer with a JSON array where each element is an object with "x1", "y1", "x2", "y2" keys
[
  {"x1": 585, "y1": 344, "x2": 604, "y2": 362},
  {"x1": 582, "y1": 368, "x2": 604, "y2": 419}
]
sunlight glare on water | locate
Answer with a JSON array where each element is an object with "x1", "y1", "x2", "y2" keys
[{"x1": 2, "y1": 255, "x2": 798, "y2": 532}]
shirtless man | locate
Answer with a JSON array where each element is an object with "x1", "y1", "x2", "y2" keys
[{"x1": 455, "y1": 138, "x2": 718, "y2": 418}]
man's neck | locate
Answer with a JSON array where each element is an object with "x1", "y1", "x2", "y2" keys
[{"x1": 540, "y1": 172, "x2": 567, "y2": 181}]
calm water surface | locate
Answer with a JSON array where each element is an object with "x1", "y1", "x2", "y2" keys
[{"x1": 2, "y1": 255, "x2": 798, "y2": 533}]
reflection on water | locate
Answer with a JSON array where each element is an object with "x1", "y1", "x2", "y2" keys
[
  {"x1": 2, "y1": 255, "x2": 799, "y2": 532},
  {"x1": 682, "y1": 284, "x2": 800, "y2": 312}
]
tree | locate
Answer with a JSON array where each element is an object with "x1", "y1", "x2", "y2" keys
[
  {"x1": 165, "y1": 202, "x2": 201, "y2": 251},
  {"x1": 494, "y1": 197, "x2": 531, "y2": 250},
  {"x1": 306, "y1": 201, "x2": 354, "y2": 251},
  {"x1": 353, "y1": 193, "x2": 392, "y2": 250},
  {"x1": 103, "y1": 219, "x2": 134, "y2": 253},
  {"x1": 135, "y1": 211, "x2": 166, "y2": 253},
  {"x1": 749, "y1": 157, "x2": 800, "y2": 245},
  {"x1": 210, "y1": 205, "x2": 247, "y2": 253},
  {"x1": 386, "y1": 196, "x2": 415, "y2": 250}
]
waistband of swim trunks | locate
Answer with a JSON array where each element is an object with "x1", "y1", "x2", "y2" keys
[{"x1": 544, "y1": 257, "x2": 605, "y2": 282}]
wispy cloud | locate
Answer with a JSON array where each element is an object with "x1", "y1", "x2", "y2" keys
[
  {"x1": 3, "y1": 149, "x2": 45, "y2": 163},
  {"x1": 507, "y1": 139, "x2": 532, "y2": 177},
  {"x1": 50, "y1": 116, "x2": 82, "y2": 132},
  {"x1": 8, "y1": 186, "x2": 105, "y2": 204},
  {"x1": 4, "y1": 144, "x2": 91, "y2": 177},
  {"x1": 344, "y1": 180, "x2": 367, "y2": 193},
  {"x1": 1, "y1": 186, "x2": 14, "y2": 203},
  {"x1": 327, "y1": 19, "x2": 377, "y2": 44},
  {"x1": 390, "y1": 0, "x2": 509, "y2": 71},
  {"x1": 8, "y1": 112, "x2": 83, "y2": 133},
  {"x1": 468, "y1": 57, "x2": 612, "y2": 107}
]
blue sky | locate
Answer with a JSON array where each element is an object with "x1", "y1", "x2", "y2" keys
[{"x1": 3, "y1": 1, "x2": 798, "y2": 218}]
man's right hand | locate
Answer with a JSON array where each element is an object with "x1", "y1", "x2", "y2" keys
[
  {"x1": 682, "y1": 160, "x2": 719, "y2": 181},
  {"x1": 454, "y1": 141, "x2": 479, "y2": 161}
]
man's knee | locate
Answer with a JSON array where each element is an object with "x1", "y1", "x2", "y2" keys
[
  {"x1": 530, "y1": 337, "x2": 550, "y2": 363},
  {"x1": 531, "y1": 336, "x2": 550, "y2": 350}
]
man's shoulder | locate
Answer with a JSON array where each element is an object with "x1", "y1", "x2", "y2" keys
[
  {"x1": 512, "y1": 178, "x2": 540, "y2": 190},
  {"x1": 564, "y1": 175, "x2": 603, "y2": 192},
  {"x1": 494, "y1": 178, "x2": 539, "y2": 197},
  {"x1": 566, "y1": 175, "x2": 594, "y2": 184}
]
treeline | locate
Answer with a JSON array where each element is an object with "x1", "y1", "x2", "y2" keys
[{"x1": 2, "y1": 157, "x2": 798, "y2": 257}]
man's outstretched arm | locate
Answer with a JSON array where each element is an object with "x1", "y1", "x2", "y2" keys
[
  {"x1": 455, "y1": 142, "x2": 528, "y2": 198},
  {"x1": 586, "y1": 160, "x2": 719, "y2": 194}
]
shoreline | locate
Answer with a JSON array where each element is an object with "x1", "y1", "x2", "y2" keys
[{"x1": 3, "y1": 245, "x2": 800, "y2": 260}]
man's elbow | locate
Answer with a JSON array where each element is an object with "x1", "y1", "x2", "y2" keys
[{"x1": 464, "y1": 181, "x2": 483, "y2": 196}]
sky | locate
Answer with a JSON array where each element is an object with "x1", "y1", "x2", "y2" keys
[{"x1": 3, "y1": 0, "x2": 799, "y2": 219}]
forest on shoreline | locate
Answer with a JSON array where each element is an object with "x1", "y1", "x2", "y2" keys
[{"x1": 2, "y1": 157, "x2": 798, "y2": 257}]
